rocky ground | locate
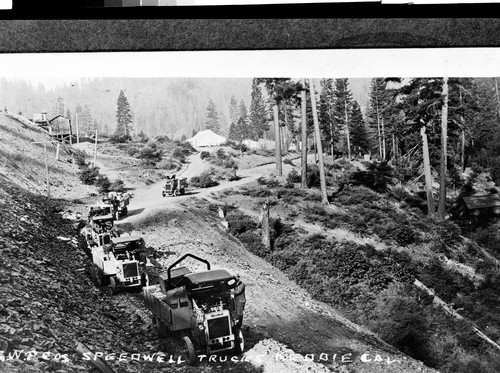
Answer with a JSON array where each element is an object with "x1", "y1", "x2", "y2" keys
[{"x1": 1, "y1": 115, "x2": 438, "y2": 373}]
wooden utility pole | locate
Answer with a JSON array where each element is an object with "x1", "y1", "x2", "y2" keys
[
  {"x1": 301, "y1": 78, "x2": 308, "y2": 188},
  {"x1": 273, "y1": 104, "x2": 282, "y2": 176},
  {"x1": 438, "y1": 77, "x2": 449, "y2": 220},
  {"x1": 76, "y1": 113, "x2": 80, "y2": 145},
  {"x1": 421, "y1": 126, "x2": 435, "y2": 216},
  {"x1": 93, "y1": 129, "x2": 98, "y2": 167},
  {"x1": 260, "y1": 200, "x2": 271, "y2": 250},
  {"x1": 309, "y1": 79, "x2": 329, "y2": 204},
  {"x1": 32, "y1": 140, "x2": 59, "y2": 199}
]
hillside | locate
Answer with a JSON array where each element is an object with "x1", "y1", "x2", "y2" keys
[
  {"x1": 2, "y1": 113, "x2": 500, "y2": 373},
  {"x1": 0, "y1": 114, "x2": 441, "y2": 373}
]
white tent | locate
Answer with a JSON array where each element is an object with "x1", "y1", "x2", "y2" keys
[{"x1": 187, "y1": 130, "x2": 226, "y2": 147}]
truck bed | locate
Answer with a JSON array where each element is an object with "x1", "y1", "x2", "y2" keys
[{"x1": 143, "y1": 285, "x2": 193, "y2": 331}]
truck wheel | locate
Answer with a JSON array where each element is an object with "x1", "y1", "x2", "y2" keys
[
  {"x1": 162, "y1": 191, "x2": 166, "y2": 197},
  {"x1": 122, "y1": 207, "x2": 128, "y2": 216},
  {"x1": 106, "y1": 277, "x2": 117, "y2": 296},
  {"x1": 141, "y1": 273, "x2": 149, "y2": 287},
  {"x1": 180, "y1": 188, "x2": 185, "y2": 195},
  {"x1": 234, "y1": 329, "x2": 245, "y2": 354},
  {"x1": 183, "y1": 336, "x2": 197, "y2": 366},
  {"x1": 153, "y1": 316, "x2": 168, "y2": 338},
  {"x1": 95, "y1": 270, "x2": 103, "y2": 288}
]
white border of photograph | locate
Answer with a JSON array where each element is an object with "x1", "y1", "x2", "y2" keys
[{"x1": 0, "y1": 49, "x2": 499, "y2": 81}]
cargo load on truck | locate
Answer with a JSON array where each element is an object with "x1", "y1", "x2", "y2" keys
[{"x1": 143, "y1": 254, "x2": 246, "y2": 365}]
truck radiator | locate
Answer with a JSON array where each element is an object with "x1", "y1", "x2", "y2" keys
[
  {"x1": 123, "y1": 263, "x2": 139, "y2": 278},
  {"x1": 207, "y1": 316, "x2": 230, "y2": 339}
]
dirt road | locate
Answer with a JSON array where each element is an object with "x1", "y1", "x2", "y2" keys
[{"x1": 72, "y1": 151, "x2": 435, "y2": 373}]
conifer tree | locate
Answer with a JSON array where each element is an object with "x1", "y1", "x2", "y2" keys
[
  {"x1": 205, "y1": 99, "x2": 220, "y2": 134},
  {"x1": 319, "y1": 78, "x2": 338, "y2": 157},
  {"x1": 350, "y1": 101, "x2": 370, "y2": 155},
  {"x1": 249, "y1": 79, "x2": 269, "y2": 140},
  {"x1": 333, "y1": 78, "x2": 353, "y2": 158},
  {"x1": 115, "y1": 90, "x2": 132, "y2": 140}
]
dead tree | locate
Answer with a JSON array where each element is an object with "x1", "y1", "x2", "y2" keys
[
  {"x1": 301, "y1": 78, "x2": 308, "y2": 188},
  {"x1": 309, "y1": 79, "x2": 329, "y2": 205},
  {"x1": 260, "y1": 200, "x2": 271, "y2": 250},
  {"x1": 438, "y1": 77, "x2": 449, "y2": 220}
]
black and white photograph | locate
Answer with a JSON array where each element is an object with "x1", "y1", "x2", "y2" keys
[{"x1": 1, "y1": 42, "x2": 500, "y2": 373}]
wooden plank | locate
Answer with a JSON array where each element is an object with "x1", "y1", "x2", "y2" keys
[{"x1": 75, "y1": 341, "x2": 116, "y2": 373}]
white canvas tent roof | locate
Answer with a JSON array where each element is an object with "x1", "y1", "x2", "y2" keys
[{"x1": 187, "y1": 130, "x2": 226, "y2": 147}]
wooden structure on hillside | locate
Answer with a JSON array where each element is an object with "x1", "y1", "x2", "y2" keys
[
  {"x1": 32, "y1": 112, "x2": 73, "y2": 143},
  {"x1": 456, "y1": 194, "x2": 500, "y2": 220}
]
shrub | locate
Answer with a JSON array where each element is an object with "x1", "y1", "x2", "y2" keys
[
  {"x1": 79, "y1": 165, "x2": 100, "y2": 185},
  {"x1": 256, "y1": 176, "x2": 280, "y2": 188},
  {"x1": 190, "y1": 171, "x2": 219, "y2": 188},
  {"x1": 109, "y1": 179, "x2": 126, "y2": 192},
  {"x1": 138, "y1": 142, "x2": 163, "y2": 162},
  {"x1": 94, "y1": 174, "x2": 111, "y2": 193},
  {"x1": 350, "y1": 161, "x2": 394, "y2": 193},
  {"x1": 154, "y1": 135, "x2": 170, "y2": 143},
  {"x1": 306, "y1": 165, "x2": 321, "y2": 188},
  {"x1": 137, "y1": 131, "x2": 149, "y2": 143},
  {"x1": 73, "y1": 150, "x2": 87, "y2": 167},
  {"x1": 109, "y1": 133, "x2": 131, "y2": 143},
  {"x1": 127, "y1": 147, "x2": 139, "y2": 157},
  {"x1": 200, "y1": 151, "x2": 211, "y2": 160},
  {"x1": 156, "y1": 158, "x2": 178, "y2": 170},
  {"x1": 286, "y1": 169, "x2": 301, "y2": 184},
  {"x1": 490, "y1": 157, "x2": 500, "y2": 186}
]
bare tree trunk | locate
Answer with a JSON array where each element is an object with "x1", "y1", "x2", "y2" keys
[
  {"x1": 344, "y1": 100, "x2": 351, "y2": 160},
  {"x1": 438, "y1": 77, "x2": 449, "y2": 220},
  {"x1": 461, "y1": 130, "x2": 466, "y2": 172},
  {"x1": 460, "y1": 89, "x2": 466, "y2": 172},
  {"x1": 301, "y1": 79, "x2": 308, "y2": 188},
  {"x1": 381, "y1": 117, "x2": 387, "y2": 160},
  {"x1": 309, "y1": 79, "x2": 329, "y2": 204},
  {"x1": 495, "y1": 77, "x2": 500, "y2": 118},
  {"x1": 375, "y1": 98, "x2": 382, "y2": 159},
  {"x1": 260, "y1": 200, "x2": 271, "y2": 250},
  {"x1": 273, "y1": 104, "x2": 282, "y2": 176},
  {"x1": 421, "y1": 126, "x2": 435, "y2": 216}
]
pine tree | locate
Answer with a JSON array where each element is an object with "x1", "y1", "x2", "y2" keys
[
  {"x1": 80, "y1": 104, "x2": 94, "y2": 136},
  {"x1": 229, "y1": 96, "x2": 239, "y2": 126},
  {"x1": 367, "y1": 78, "x2": 393, "y2": 159},
  {"x1": 319, "y1": 78, "x2": 338, "y2": 157},
  {"x1": 350, "y1": 101, "x2": 370, "y2": 155},
  {"x1": 333, "y1": 79, "x2": 353, "y2": 158},
  {"x1": 249, "y1": 79, "x2": 269, "y2": 140},
  {"x1": 115, "y1": 90, "x2": 132, "y2": 140},
  {"x1": 205, "y1": 99, "x2": 220, "y2": 134}
]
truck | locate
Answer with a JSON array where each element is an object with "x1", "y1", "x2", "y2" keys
[
  {"x1": 83, "y1": 214, "x2": 119, "y2": 248},
  {"x1": 89, "y1": 235, "x2": 149, "y2": 296},
  {"x1": 143, "y1": 254, "x2": 246, "y2": 365},
  {"x1": 102, "y1": 192, "x2": 130, "y2": 220},
  {"x1": 162, "y1": 175, "x2": 187, "y2": 197}
]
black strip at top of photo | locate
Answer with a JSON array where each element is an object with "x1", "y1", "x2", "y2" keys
[{"x1": 1, "y1": 1, "x2": 500, "y2": 51}]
